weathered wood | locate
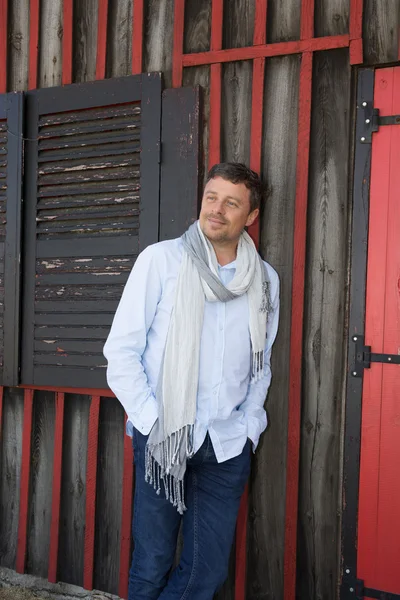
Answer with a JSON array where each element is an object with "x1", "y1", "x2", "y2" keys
[
  {"x1": 143, "y1": 0, "x2": 174, "y2": 88},
  {"x1": 8, "y1": 0, "x2": 29, "y2": 91},
  {"x1": 106, "y1": 0, "x2": 133, "y2": 77},
  {"x1": 58, "y1": 394, "x2": 90, "y2": 587},
  {"x1": 0, "y1": 388, "x2": 24, "y2": 569},
  {"x1": 93, "y1": 398, "x2": 125, "y2": 595},
  {"x1": 315, "y1": 0, "x2": 349, "y2": 37},
  {"x1": 73, "y1": 0, "x2": 98, "y2": 84},
  {"x1": 297, "y1": 48, "x2": 350, "y2": 600},
  {"x1": 247, "y1": 54, "x2": 301, "y2": 600},
  {"x1": 221, "y1": 61, "x2": 252, "y2": 164},
  {"x1": 223, "y1": 0, "x2": 255, "y2": 48},
  {"x1": 267, "y1": 0, "x2": 300, "y2": 43},
  {"x1": 363, "y1": 0, "x2": 400, "y2": 64},
  {"x1": 26, "y1": 391, "x2": 55, "y2": 577},
  {"x1": 38, "y1": 0, "x2": 63, "y2": 88}
]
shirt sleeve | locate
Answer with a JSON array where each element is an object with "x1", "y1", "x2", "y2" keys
[
  {"x1": 103, "y1": 245, "x2": 161, "y2": 434},
  {"x1": 239, "y1": 268, "x2": 280, "y2": 451}
]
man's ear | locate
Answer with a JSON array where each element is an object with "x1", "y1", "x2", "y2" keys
[{"x1": 246, "y1": 208, "x2": 259, "y2": 227}]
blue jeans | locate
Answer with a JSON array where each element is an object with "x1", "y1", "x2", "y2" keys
[{"x1": 129, "y1": 429, "x2": 251, "y2": 600}]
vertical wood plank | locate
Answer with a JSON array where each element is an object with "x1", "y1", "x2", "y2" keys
[
  {"x1": 8, "y1": 0, "x2": 29, "y2": 91},
  {"x1": 58, "y1": 394, "x2": 90, "y2": 587},
  {"x1": 132, "y1": 0, "x2": 143, "y2": 74},
  {"x1": 95, "y1": 0, "x2": 108, "y2": 80},
  {"x1": 38, "y1": 0, "x2": 63, "y2": 88},
  {"x1": 300, "y1": 0, "x2": 314, "y2": 39},
  {"x1": 94, "y1": 398, "x2": 124, "y2": 595},
  {"x1": 297, "y1": 48, "x2": 351, "y2": 600},
  {"x1": 62, "y1": 0, "x2": 73, "y2": 84},
  {"x1": 208, "y1": 0, "x2": 223, "y2": 168},
  {"x1": 0, "y1": 388, "x2": 24, "y2": 569},
  {"x1": 248, "y1": 54, "x2": 300, "y2": 600},
  {"x1": 222, "y1": 0, "x2": 255, "y2": 49},
  {"x1": 119, "y1": 418, "x2": 134, "y2": 600},
  {"x1": 221, "y1": 60, "x2": 252, "y2": 165},
  {"x1": 0, "y1": 0, "x2": 8, "y2": 92},
  {"x1": 315, "y1": 0, "x2": 349, "y2": 37},
  {"x1": 16, "y1": 389, "x2": 34, "y2": 574},
  {"x1": 364, "y1": 0, "x2": 400, "y2": 65},
  {"x1": 172, "y1": 0, "x2": 185, "y2": 87},
  {"x1": 283, "y1": 49, "x2": 312, "y2": 600},
  {"x1": 349, "y1": 0, "x2": 363, "y2": 64},
  {"x1": 28, "y1": 0, "x2": 39, "y2": 89},
  {"x1": 106, "y1": 0, "x2": 133, "y2": 77},
  {"x1": 26, "y1": 391, "x2": 55, "y2": 577},
  {"x1": 143, "y1": 0, "x2": 174, "y2": 88},
  {"x1": 267, "y1": 0, "x2": 300, "y2": 43},
  {"x1": 48, "y1": 392, "x2": 65, "y2": 583},
  {"x1": 73, "y1": 0, "x2": 98, "y2": 84},
  {"x1": 83, "y1": 395, "x2": 100, "y2": 590}
]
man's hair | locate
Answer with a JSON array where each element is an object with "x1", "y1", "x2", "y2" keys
[{"x1": 206, "y1": 162, "x2": 263, "y2": 213}]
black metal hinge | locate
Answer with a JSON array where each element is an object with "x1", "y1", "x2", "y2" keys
[
  {"x1": 351, "y1": 334, "x2": 400, "y2": 377},
  {"x1": 359, "y1": 100, "x2": 400, "y2": 143}
]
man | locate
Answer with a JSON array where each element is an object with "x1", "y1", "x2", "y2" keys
[{"x1": 104, "y1": 162, "x2": 280, "y2": 599}]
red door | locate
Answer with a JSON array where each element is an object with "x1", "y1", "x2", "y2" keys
[{"x1": 357, "y1": 66, "x2": 400, "y2": 597}]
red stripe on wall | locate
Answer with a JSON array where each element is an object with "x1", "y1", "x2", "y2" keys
[
  {"x1": 283, "y1": 50, "x2": 313, "y2": 600},
  {"x1": 95, "y1": 0, "x2": 108, "y2": 80},
  {"x1": 253, "y1": 0, "x2": 267, "y2": 46},
  {"x1": 132, "y1": 0, "x2": 144, "y2": 75},
  {"x1": 19, "y1": 384, "x2": 114, "y2": 397},
  {"x1": 119, "y1": 419, "x2": 134, "y2": 599},
  {"x1": 62, "y1": 0, "x2": 73, "y2": 85},
  {"x1": 172, "y1": 0, "x2": 185, "y2": 88},
  {"x1": 349, "y1": 0, "x2": 363, "y2": 63},
  {"x1": 48, "y1": 393, "x2": 65, "y2": 583},
  {"x1": 183, "y1": 35, "x2": 350, "y2": 67},
  {"x1": 28, "y1": 0, "x2": 40, "y2": 89},
  {"x1": 16, "y1": 389, "x2": 34, "y2": 573},
  {"x1": 0, "y1": 0, "x2": 7, "y2": 93},
  {"x1": 0, "y1": 387, "x2": 4, "y2": 444},
  {"x1": 83, "y1": 395, "x2": 101, "y2": 590},
  {"x1": 208, "y1": 0, "x2": 224, "y2": 169},
  {"x1": 300, "y1": 0, "x2": 315, "y2": 40}
]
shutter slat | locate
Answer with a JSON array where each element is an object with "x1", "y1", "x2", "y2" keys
[
  {"x1": 38, "y1": 191, "x2": 139, "y2": 210},
  {"x1": 38, "y1": 141, "x2": 139, "y2": 163},
  {"x1": 38, "y1": 165, "x2": 140, "y2": 186},
  {"x1": 39, "y1": 154, "x2": 139, "y2": 175},
  {"x1": 38, "y1": 130, "x2": 140, "y2": 151},
  {"x1": 39, "y1": 114, "x2": 141, "y2": 138},
  {"x1": 38, "y1": 103, "x2": 140, "y2": 127}
]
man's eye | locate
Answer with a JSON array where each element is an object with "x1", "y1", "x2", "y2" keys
[{"x1": 227, "y1": 201, "x2": 237, "y2": 208}]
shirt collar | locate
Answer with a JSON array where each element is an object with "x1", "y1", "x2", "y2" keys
[{"x1": 218, "y1": 260, "x2": 237, "y2": 271}]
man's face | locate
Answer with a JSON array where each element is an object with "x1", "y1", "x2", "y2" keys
[{"x1": 199, "y1": 176, "x2": 259, "y2": 245}]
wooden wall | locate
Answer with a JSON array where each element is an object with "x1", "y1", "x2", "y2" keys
[{"x1": 0, "y1": 1, "x2": 400, "y2": 599}]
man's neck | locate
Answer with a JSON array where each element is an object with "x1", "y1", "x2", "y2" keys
[{"x1": 211, "y1": 242, "x2": 238, "y2": 266}]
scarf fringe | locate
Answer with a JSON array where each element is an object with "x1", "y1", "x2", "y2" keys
[
  {"x1": 145, "y1": 424, "x2": 194, "y2": 515},
  {"x1": 252, "y1": 350, "x2": 264, "y2": 382}
]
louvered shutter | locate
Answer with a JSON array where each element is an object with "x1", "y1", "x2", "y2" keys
[
  {"x1": 0, "y1": 93, "x2": 23, "y2": 386},
  {"x1": 21, "y1": 75, "x2": 162, "y2": 388}
]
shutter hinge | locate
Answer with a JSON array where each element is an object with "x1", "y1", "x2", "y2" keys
[
  {"x1": 351, "y1": 335, "x2": 400, "y2": 377},
  {"x1": 343, "y1": 576, "x2": 400, "y2": 599},
  {"x1": 359, "y1": 101, "x2": 400, "y2": 143}
]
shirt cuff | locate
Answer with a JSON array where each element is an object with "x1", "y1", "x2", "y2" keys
[
  {"x1": 247, "y1": 416, "x2": 265, "y2": 453},
  {"x1": 128, "y1": 394, "x2": 158, "y2": 435}
]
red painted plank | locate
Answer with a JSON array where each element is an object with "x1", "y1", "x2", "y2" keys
[
  {"x1": 235, "y1": 484, "x2": 249, "y2": 600},
  {"x1": 132, "y1": 0, "x2": 144, "y2": 75},
  {"x1": 357, "y1": 67, "x2": 393, "y2": 588},
  {"x1": 16, "y1": 389, "x2": 34, "y2": 573},
  {"x1": 300, "y1": 0, "x2": 314, "y2": 40},
  {"x1": 28, "y1": 0, "x2": 40, "y2": 90},
  {"x1": 19, "y1": 384, "x2": 114, "y2": 397},
  {"x1": 48, "y1": 393, "x2": 65, "y2": 583},
  {"x1": 0, "y1": 0, "x2": 7, "y2": 93},
  {"x1": 283, "y1": 51, "x2": 313, "y2": 600},
  {"x1": 95, "y1": 0, "x2": 108, "y2": 80},
  {"x1": 374, "y1": 65, "x2": 400, "y2": 595},
  {"x1": 349, "y1": 0, "x2": 363, "y2": 40},
  {"x1": 208, "y1": 0, "x2": 224, "y2": 169},
  {"x1": 183, "y1": 35, "x2": 350, "y2": 67},
  {"x1": 247, "y1": 56, "x2": 265, "y2": 247},
  {"x1": 253, "y1": 0, "x2": 267, "y2": 46},
  {"x1": 62, "y1": 0, "x2": 73, "y2": 85},
  {"x1": 83, "y1": 395, "x2": 101, "y2": 590},
  {"x1": 119, "y1": 417, "x2": 134, "y2": 599},
  {"x1": 350, "y1": 38, "x2": 363, "y2": 65},
  {"x1": 172, "y1": 0, "x2": 185, "y2": 88}
]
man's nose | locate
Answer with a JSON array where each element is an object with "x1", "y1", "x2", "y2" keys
[{"x1": 214, "y1": 199, "x2": 226, "y2": 214}]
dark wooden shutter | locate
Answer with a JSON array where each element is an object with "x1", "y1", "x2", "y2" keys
[
  {"x1": 21, "y1": 75, "x2": 162, "y2": 388},
  {"x1": 0, "y1": 93, "x2": 23, "y2": 386}
]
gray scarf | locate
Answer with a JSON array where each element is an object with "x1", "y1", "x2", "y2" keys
[{"x1": 145, "y1": 221, "x2": 271, "y2": 513}]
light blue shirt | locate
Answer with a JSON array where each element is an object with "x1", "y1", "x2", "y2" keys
[{"x1": 103, "y1": 238, "x2": 280, "y2": 463}]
